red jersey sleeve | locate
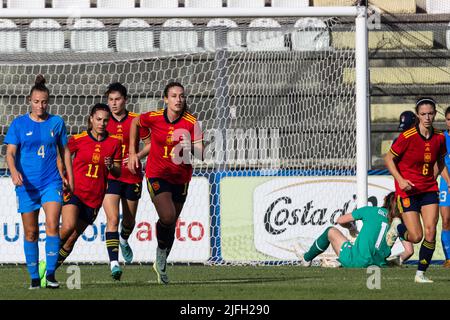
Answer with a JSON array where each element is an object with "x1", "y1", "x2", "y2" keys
[
  {"x1": 67, "y1": 135, "x2": 78, "y2": 154},
  {"x1": 138, "y1": 112, "x2": 153, "y2": 129},
  {"x1": 439, "y1": 135, "x2": 447, "y2": 159},
  {"x1": 390, "y1": 133, "x2": 408, "y2": 158},
  {"x1": 139, "y1": 126, "x2": 151, "y2": 140}
]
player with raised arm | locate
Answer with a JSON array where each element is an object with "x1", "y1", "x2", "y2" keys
[
  {"x1": 4, "y1": 75, "x2": 73, "y2": 289},
  {"x1": 52, "y1": 103, "x2": 122, "y2": 283},
  {"x1": 296, "y1": 192, "x2": 400, "y2": 268},
  {"x1": 128, "y1": 81, "x2": 203, "y2": 284},
  {"x1": 385, "y1": 97, "x2": 450, "y2": 283},
  {"x1": 102, "y1": 83, "x2": 150, "y2": 280}
]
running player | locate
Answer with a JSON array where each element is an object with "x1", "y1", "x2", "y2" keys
[
  {"x1": 102, "y1": 82, "x2": 150, "y2": 279},
  {"x1": 385, "y1": 97, "x2": 449, "y2": 283},
  {"x1": 128, "y1": 81, "x2": 203, "y2": 284},
  {"x1": 53, "y1": 103, "x2": 122, "y2": 283}
]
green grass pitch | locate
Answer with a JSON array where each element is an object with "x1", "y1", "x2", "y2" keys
[{"x1": 0, "y1": 264, "x2": 449, "y2": 300}]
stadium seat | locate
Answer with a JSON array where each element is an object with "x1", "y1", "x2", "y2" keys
[
  {"x1": 344, "y1": 67, "x2": 450, "y2": 85},
  {"x1": 160, "y1": 19, "x2": 198, "y2": 52},
  {"x1": 292, "y1": 18, "x2": 330, "y2": 51},
  {"x1": 140, "y1": 0, "x2": 178, "y2": 8},
  {"x1": 333, "y1": 31, "x2": 433, "y2": 50},
  {"x1": 116, "y1": 18, "x2": 155, "y2": 52},
  {"x1": 52, "y1": 0, "x2": 91, "y2": 8},
  {"x1": 247, "y1": 18, "x2": 287, "y2": 51},
  {"x1": 27, "y1": 19, "x2": 65, "y2": 53},
  {"x1": 312, "y1": 0, "x2": 355, "y2": 6},
  {"x1": 417, "y1": 0, "x2": 450, "y2": 13},
  {"x1": 0, "y1": 19, "x2": 23, "y2": 53},
  {"x1": 97, "y1": 0, "x2": 135, "y2": 8},
  {"x1": 227, "y1": 0, "x2": 265, "y2": 8},
  {"x1": 185, "y1": 0, "x2": 222, "y2": 8},
  {"x1": 272, "y1": 0, "x2": 309, "y2": 7},
  {"x1": 369, "y1": 0, "x2": 416, "y2": 14},
  {"x1": 7, "y1": 0, "x2": 45, "y2": 8},
  {"x1": 204, "y1": 18, "x2": 243, "y2": 51},
  {"x1": 71, "y1": 19, "x2": 112, "y2": 52}
]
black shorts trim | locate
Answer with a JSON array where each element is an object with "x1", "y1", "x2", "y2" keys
[
  {"x1": 397, "y1": 191, "x2": 439, "y2": 213},
  {"x1": 106, "y1": 179, "x2": 142, "y2": 201},
  {"x1": 63, "y1": 194, "x2": 99, "y2": 225},
  {"x1": 146, "y1": 178, "x2": 189, "y2": 204}
]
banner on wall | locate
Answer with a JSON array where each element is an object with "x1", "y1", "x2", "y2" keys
[
  {"x1": 219, "y1": 175, "x2": 441, "y2": 262},
  {"x1": 253, "y1": 176, "x2": 402, "y2": 260},
  {"x1": 0, "y1": 177, "x2": 210, "y2": 263}
]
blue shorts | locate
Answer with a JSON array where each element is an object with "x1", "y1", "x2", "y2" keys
[
  {"x1": 146, "y1": 178, "x2": 189, "y2": 204},
  {"x1": 16, "y1": 184, "x2": 63, "y2": 214},
  {"x1": 397, "y1": 191, "x2": 439, "y2": 213},
  {"x1": 63, "y1": 194, "x2": 99, "y2": 225},
  {"x1": 439, "y1": 178, "x2": 450, "y2": 207}
]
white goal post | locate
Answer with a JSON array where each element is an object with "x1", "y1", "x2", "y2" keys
[{"x1": 0, "y1": 6, "x2": 369, "y2": 265}]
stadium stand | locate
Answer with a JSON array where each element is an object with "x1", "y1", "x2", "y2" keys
[
  {"x1": 26, "y1": 19, "x2": 65, "y2": 53},
  {"x1": 52, "y1": 0, "x2": 91, "y2": 8},
  {"x1": 140, "y1": 0, "x2": 179, "y2": 8},
  {"x1": 312, "y1": 0, "x2": 356, "y2": 6},
  {"x1": 97, "y1": 0, "x2": 135, "y2": 8},
  {"x1": 204, "y1": 18, "x2": 243, "y2": 51},
  {"x1": 247, "y1": 18, "x2": 287, "y2": 51},
  {"x1": 332, "y1": 31, "x2": 434, "y2": 49},
  {"x1": 116, "y1": 18, "x2": 155, "y2": 52},
  {"x1": 0, "y1": 19, "x2": 23, "y2": 53},
  {"x1": 160, "y1": 18, "x2": 199, "y2": 52},
  {"x1": 368, "y1": 0, "x2": 416, "y2": 14},
  {"x1": 292, "y1": 18, "x2": 330, "y2": 51},
  {"x1": 228, "y1": 0, "x2": 265, "y2": 8},
  {"x1": 272, "y1": 0, "x2": 309, "y2": 7},
  {"x1": 416, "y1": 0, "x2": 450, "y2": 13},
  {"x1": 70, "y1": 18, "x2": 112, "y2": 52},
  {"x1": 7, "y1": 0, "x2": 46, "y2": 8},
  {"x1": 185, "y1": 0, "x2": 223, "y2": 8}
]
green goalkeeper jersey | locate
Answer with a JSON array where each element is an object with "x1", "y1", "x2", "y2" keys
[{"x1": 347, "y1": 206, "x2": 392, "y2": 267}]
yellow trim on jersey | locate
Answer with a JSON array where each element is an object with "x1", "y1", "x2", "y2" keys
[
  {"x1": 397, "y1": 196, "x2": 404, "y2": 214},
  {"x1": 148, "y1": 110, "x2": 164, "y2": 117},
  {"x1": 390, "y1": 148, "x2": 399, "y2": 157},
  {"x1": 184, "y1": 112, "x2": 196, "y2": 120},
  {"x1": 434, "y1": 129, "x2": 444, "y2": 135},
  {"x1": 403, "y1": 127, "x2": 416, "y2": 136},
  {"x1": 182, "y1": 116, "x2": 196, "y2": 125},
  {"x1": 73, "y1": 131, "x2": 88, "y2": 140},
  {"x1": 129, "y1": 112, "x2": 139, "y2": 117},
  {"x1": 146, "y1": 178, "x2": 155, "y2": 199},
  {"x1": 403, "y1": 129, "x2": 417, "y2": 139}
]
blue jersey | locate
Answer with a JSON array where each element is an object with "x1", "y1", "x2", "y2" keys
[
  {"x1": 440, "y1": 130, "x2": 450, "y2": 206},
  {"x1": 4, "y1": 113, "x2": 67, "y2": 191}
]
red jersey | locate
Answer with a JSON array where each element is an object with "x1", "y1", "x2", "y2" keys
[
  {"x1": 106, "y1": 111, "x2": 150, "y2": 184},
  {"x1": 139, "y1": 109, "x2": 203, "y2": 184},
  {"x1": 390, "y1": 126, "x2": 446, "y2": 198},
  {"x1": 68, "y1": 131, "x2": 122, "y2": 208}
]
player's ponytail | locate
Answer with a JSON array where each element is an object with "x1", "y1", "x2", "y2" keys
[
  {"x1": 29, "y1": 74, "x2": 50, "y2": 97},
  {"x1": 383, "y1": 191, "x2": 400, "y2": 224}
]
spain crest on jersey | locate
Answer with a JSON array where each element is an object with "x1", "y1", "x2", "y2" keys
[
  {"x1": 92, "y1": 152, "x2": 101, "y2": 164},
  {"x1": 424, "y1": 153, "x2": 431, "y2": 162}
]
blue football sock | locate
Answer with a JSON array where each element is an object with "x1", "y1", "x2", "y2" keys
[
  {"x1": 441, "y1": 230, "x2": 450, "y2": 260},
  {"x1": 45, "y1": 235, "x2": 60, "y2": 277},
  {"x1": 24, "y1": 239, "x2": 39, "y2": 280}
]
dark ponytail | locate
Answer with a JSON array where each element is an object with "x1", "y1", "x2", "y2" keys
[{"x1": 29, "y1": 74, "x2": 50, "y2": 97}]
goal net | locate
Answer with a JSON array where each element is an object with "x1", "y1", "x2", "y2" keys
[{"x1": 0, "y1": 13, "x2": 361, "y2": 266}]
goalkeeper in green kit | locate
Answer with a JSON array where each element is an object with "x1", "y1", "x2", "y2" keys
[{"x1": 296, "y1": 191, "x2": 400, "y2": 268}]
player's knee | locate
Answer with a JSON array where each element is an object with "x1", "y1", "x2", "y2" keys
[
  {"x1": 24, "y1": 230, "x2": 39, "y2": 242},
  {"x1": 326, "y1": 226, "x2": 338, "y2": 238},
  {"x1": 442, "y1": 219, "x2": 450, "y2": 230},
  {"x1": 159, "y1": 215, "x2": 176, "y2": 226},
  {"x1": 408, "y1": 232, "x2": 423, "y2": 244},
  {"x1": 423, "y1": 227, "x2": 436, "y2": 242}
]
